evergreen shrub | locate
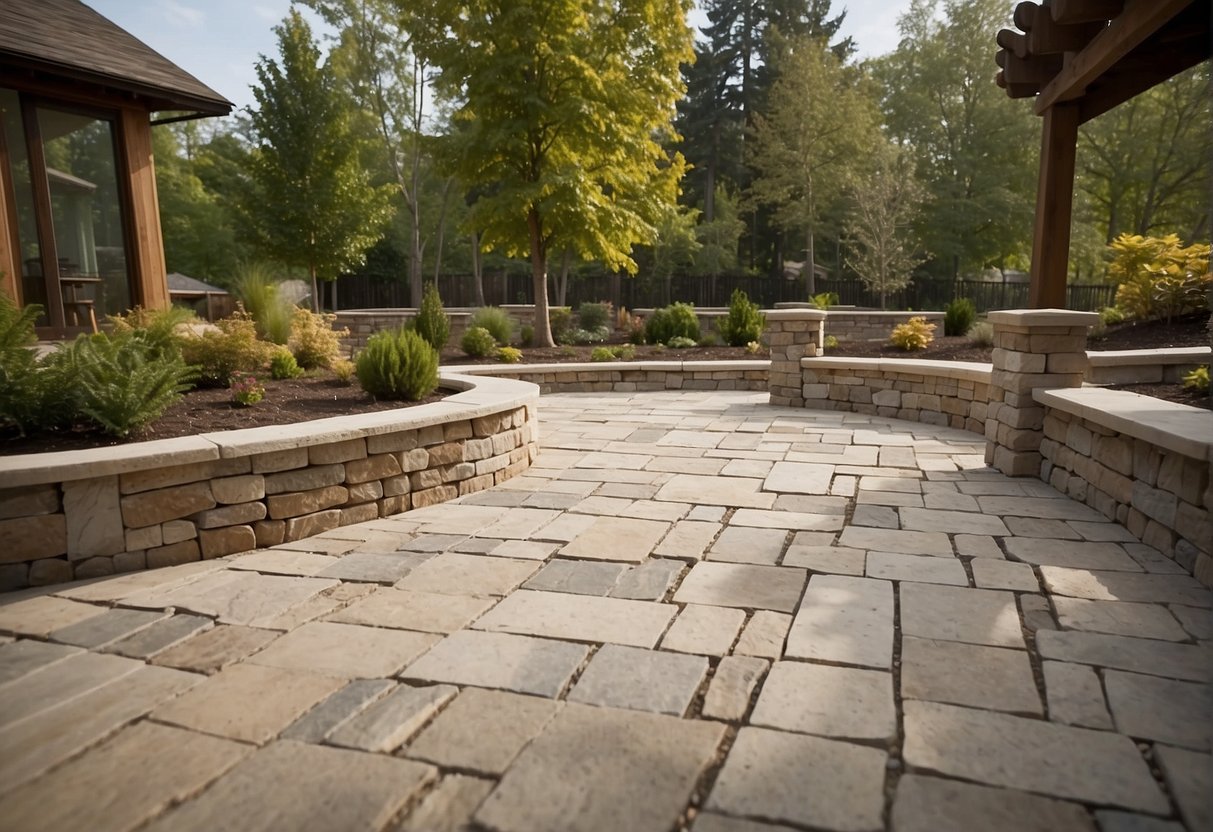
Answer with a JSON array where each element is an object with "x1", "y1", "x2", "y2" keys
[{"x1": 356, "y1": 328, "x2": 439, "y2": 401}]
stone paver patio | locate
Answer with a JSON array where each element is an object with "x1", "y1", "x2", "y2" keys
[{"x1": 1, "y1": 390, "x2": 1209, "y2": 831}]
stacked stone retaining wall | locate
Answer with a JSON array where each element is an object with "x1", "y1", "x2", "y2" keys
[{"x1": 455, "y1": 361, "x2": 768, "y2": 393}]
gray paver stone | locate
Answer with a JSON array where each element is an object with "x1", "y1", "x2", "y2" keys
[
  {"x1": 901, "y1": 637, "x2": 1041, "y2": 715},
  {"x1": 865, "y1": 551, "x2": 967, "y2": 586},
  {"x1": 1040, "y1": 567, "x2": 1212, "y2": 607},
  {"x1": 1051, "y1": 597, "x2": 1190, "y2": 642},
  {"x1": 674, "y1": 562, "x2": 807, "y2": 613},
  {"x1": 837, "y1": 527, "x2": 951, "y2": 557},
  {"x1": 1093, "y1": 811, "x2": 1185, "y2": 832},
  {"x1": 733, "y1": 610, "x2": 792, "y2": 660},
  {"x1": 785, "y1": 575, "x2": 893, "y2": 668},
  {"x1": 1104, "y1": 670, "x2": 1212, "y2": 751},
  {"x1": 405, "y1": 687, "x2": 560, "y2": 774},
  {"x1": 1036, "y1": 629, "x2": 1209, "y2": 682},
  {"x1": 890, "y1": 774, "x2": 1095, "y2": 832},
  {"x1": 150, "y1": 624, "x2": 279, "y2": 674},
  {"x1": 708, "y1": 526, "x2": 788, "y2": 565},
  {"x1": 750, "y1": 660, "x2": 896, "y2": 741},
  {"x1": 701, "y1": 656, "x2": 769, "y2": 722},
  {"x1": 1154, "y1": 744, "x2": 1212, "y2": 831},
  {"x1": 473, "y1": 589, "x2": 676, "y2": 647},
  {"x1": 326, "y1": 588, "x2": 494, "y2": 634},
  {"x1": 523, "y1": 559, "x2": 628, "y2": 596},
  {"x1": 899, "y1": 583, "x2": 1023, "y2": 649},
  {"x1": 282, "y1": 679, "x2": 397, "y2": 743},
  {"x1": 782, "y1": 545, "x2": 865, "y2": 575},
  {"x1": 568, "y1": 644, "x2": 708, "y2": 716},
  {"x1": 400, "y1": 775, "x2": 495, "y2": 832},
  {"x1": 0, "y1": 640, "x2": 82, "y2": 687},
  {"x1": 317, "y1": 552, "x2": 432, "y2": 583},
  {"x1": 402, "y1": 630, "x2": 588, "y2": 697},
  {"x1": 1041, "y1": 660, "x2": 1113, "y2": 730},
  {"x1": 100, "y1": 613, "x2": 212, "y2": 659},
  {"x1": 1003, "y1": 538, "x2": 1141, "y2": 571},
  {"x1": 48, "y1": 608, "x2": 167, "y2": 648},
  {"x1": 970, "y1": 559, "x2": 1039, "y2": 592},
  {"x1": 247, "y1": 621, "x2": 439, "y2": 679},
  {"x1": 326, "y1": 683, "x2": 458, "y2": 752},
  {"x1": 610, "y1": 558, "x2": 685, "y2": 600}
]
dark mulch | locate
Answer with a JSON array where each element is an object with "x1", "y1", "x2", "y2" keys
[
  {"x1": 1, "y1": 375, "x2": 447, "y2": 457},
  {"x1": 1092, "y1": 311, "x2": 1211, "y2": 351},
  {"x1": 825, "y1": 336, "x2": 993, "y2": 363}
]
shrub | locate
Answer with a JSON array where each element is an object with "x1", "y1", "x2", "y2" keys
[
  {"x1": 627, "y1": 316, "x2": 646, "y2": 345},
  {"x1": 943, "y1": 298, "x2": 976, "y2": 337},
  {"x1": 717, "y1": 289, "x2": 766, "y2": 346},
  {"x1": 698, "y1": 332, "x2": 718, "y2": 347},
  {"x1": 232, "y1": 262, "x2": 292, "y2": 344},
  {"x1": 107, "y1": 305, "x2": 196, "y2": 362},
  {"x1": 576, "y1": 302, "x2": 612, "y2": 332},
  {"x1": 810, "y1": 292, "x2": 838, "y2": 310},
  {"x1": 331, "y1": 359, "x2": 356, "y2": 384},
  {"x1": 461, "y1": 326, "x2": 498, "y2": 358},
  {"x1": 564, "y1": 326, "x2": 609, "y2": 345},
  {"x1": 668, "y1": 335, "x2": 697, "y2": 349},
  {"x1": 823, "y1": 334, "x2": 839, "y2": 350},
  {"x1": 414, "y1": 283, "x2": 450, "y2": 350},
  {"x1": 1099, "y1": 306, "x2": 1125, "y2": 325},
  {"x1": 590, "y1": 346, "x2": 616, "y2": 362},
  {"x1": 613, "y1": 344, "x2": 636, "y2": 361},
  {"x1": 355, "y1": 328, "x2": 439, "y2": 401},
  {"x1": 549, "y1": 308, "x2": 573, "y2": 343},
  {"x1": 645, "y1": 302, "x2": 700, "y2": 345},
  {"x1": 745, "y1": 340, "x2": 764, "y2": 355},
  {"x1": 230, "y1": 374, "x2": 266, "y2": 406},
  {"x1": 497, "y1": 346, "x2": 523, "y2": 364},
  {"x1": 967, "y1": 322, "x2": 995, "y2": 347},
  {"x1": 0, "y1": 296, "x2": 44, "y2": 435},
  {"x1": 270, "y1": 349, "x2": 304, "y2": 379},
  {"x1": 179, "y1": 311, "x2": 271, "y2": 386},
  {"x1": 469, "y1": 306, "x2": 514, "y2": 344},
  {"x1": 890, "y1": 316, "x2": 936, "y2": 351},
  {"x1": 590, "y1": 344, "x2": 636, "y2": 362},
  {"x1": 1183, "y1": 366, "x2": 1209, "y2": 394},
  {"x1": 1109, "y1": 234, "x2": 1211, "y2": 322},
  {"x1": 617, "y1": 307, "x2": 633, "y2": 331},
  {"x1": 68, "y1": 332, "x2": 195, "y2": 437},
  {"x1": 290, "y1": 308, "x2": 346, "y2": 369},
  {"x1": 520, "y1": 325, "x2": 535, "y2": 347}
]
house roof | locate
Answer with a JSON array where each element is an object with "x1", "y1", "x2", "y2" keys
[
  {"x1": 0, "y1": 0, "x2": 232, "y2": 118},
  {"x1": 167, "y1": 273, "x2": 229, "y2": 295}
]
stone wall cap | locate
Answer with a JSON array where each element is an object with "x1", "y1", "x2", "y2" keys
[
  {"x1": 765, "y1": 309, "x2": 827, "y2": 321},
  {"x1": 1035, "y1": 387, "x2": 1213, "y2": 462},
  {"x1": 1086, "y1": 346, "x2": 1212, "y2": 366},
  {"x1": 0, "y1": 435, "x2": 221, "y2": 488},
  {"x1": 801, "y1": 356, "x2": 992, "y2": 383},
  {"x1": 829, "y1": 310, "x2": 944, "y2": 319},
  {"x1": 987, "y1": 309, "x2": 1099, "y2": 327}
]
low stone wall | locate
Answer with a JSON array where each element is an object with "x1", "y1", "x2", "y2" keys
[
  {"x1": 1036, "y1": 387, "x2": 1212, "y2": 584},
  {"x1": 1086, "y1": 346, "x2": 1210, "y2": 385},
  {"x1": 455, "y1": 361, "x2": 768, "y2": 393},
  {"x1": 800, "y1": 358, "x2": 990, "y2": 433},
  {"x1": 336, "y1": 307, "x2": 539, "y2": 350},
  {"x1": 0, "y1": 374, "x2": 539, "y2": 591},
  {"x1": 824, "y1": 310, "x2": 946, "y2": 342}
]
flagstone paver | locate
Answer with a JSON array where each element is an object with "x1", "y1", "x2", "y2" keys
[{"x1": 1, "y1": 389, "x2": 1208, "y2": 831}]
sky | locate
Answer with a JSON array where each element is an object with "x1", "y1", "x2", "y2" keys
[{"x1": 86, "y1": 0, "x2": 915, "y2": 113}]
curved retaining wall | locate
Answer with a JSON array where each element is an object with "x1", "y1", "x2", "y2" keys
[
  {"x1": 1085, "y1": 346, "x2": 1210, "y2": 385},
  {"x1": 0, "y1": 374, "x2": 539, "y2": 591},
  {"x1": 453, "y1": 360, "x2": 769, "y2": 393}
]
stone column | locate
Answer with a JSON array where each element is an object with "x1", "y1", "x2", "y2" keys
[
  {"x1": 766, "y1": 309, "x2": 826, "y2": 408},
  {"x1": 985, "y1": 309, "x2": 1098, "y2": 477}
]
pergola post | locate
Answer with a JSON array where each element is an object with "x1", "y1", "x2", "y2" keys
[{"x1": 1028, "y1": 101, "x2": 1079, "y2": 308}]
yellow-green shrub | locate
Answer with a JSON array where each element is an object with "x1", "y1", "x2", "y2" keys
[
  {"x1": 1109, "y1": 234, "x2": 1210, "y2": 322},
  {"x1": 355, "y1": 328, "x2": 439, "y2": 401},
  {"x1": 179, "y1": 312, "x2": 272, "y2": 386},
  {"x1": 890, "y1": 316, "x2": 936, "y2": 351},
  {"x1": 497, "y1": 346, "x2": 523, "y2": 364},
  {"x1": 289, "y1": 308, "x2": 347, "y2": 369}
]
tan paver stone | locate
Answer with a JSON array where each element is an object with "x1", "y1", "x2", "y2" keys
[
  {"x1": 281, "y1": 678, "x2": 396, "y2": 743},
  {"x1": 0, "y1": 665, "x2": 202, "y2": 794},
  {"x1": 151, "y1": 624, "x2": 279, "y2": 674},
  {"x1": 474, "y1": 703, "x2": 725, "y2": 832},
  {"x1": 569, "y1": 644, "x2": 708, "y2": 715},
  {"x1": 674, "y1": 562, "x2": 806, "y2": 613},
  {"x1": 655, "y1": 474, "x2": 776, "y2": 508},
  {"x1": 661, "y1": 604, "x2": 746, "y2": 655},
  {"x1": 478, "y1": 508, "x2": 562, "y2": 539},
  {"x1": 142, "y1": 740, "x2": 436, "y2": 832},
  {"x1": 890, "y1": 774, "x2": 1096, "y2": 832},
  {"x1": 858, "y1": 490, "x2": 923, "y2": 508},
  {"x1": 247, "y1": 621, "x2": 439, "y2": 678},
  {"x1": 1042, "y1": 660, "x2": 1113, "y2": 729},
  {"x1": 762, "y1": 461, "x2": 834, "y2": 495},
  {"x1": 708, "y1": 526, "x2": 788, "y2": 565},
  {"x1": 655, "y1": 520, "x2": 721, "y2": 561},
  {"x1": 785, "y1": 575, "x2": 893, "y2": 668},
  {"x1": 489, "y1": 539, "x2": 560, "y2": 560},
  {"x1": 702, "y1": 656, "x2": 768, "y2": 721},
  {"x1": 225, "y1": 550, "x2": 339, "y2": 576},
  {"x1": 1004, "y1": 516, "x2": 1080, "y2": 539},
  {"x1": 1040, "y1": 567, "x2": 1212, "y2": 607},
  {"x1": 0, "y1": 651, "x2": 143, "y2": 728},
  {"x1": 782, "y1": 545, "x2": 865, "y2": 574},
  {"x1": 121, "y1": 570, "x2": 339, "y2": 627},
  {"x1": 474, "y1": 589, "x2": 676, "y2": 647},
  {"x1": 405, "y1": 687, "x2": 560, "y2": 774},
  {"x1": 0, "y1": 640, "x2": 82, "y2": 686},
  {"x1": 1052, "y1": 597, "x2": 1190, "y2": 642},
  {"x1": 734, "y1": 610, "x2": 792, "y2": 660},
  {"x1": 53, "y1": 560, "x2": 222, "y2": 603},
  {"x1": 1093, "y1": 811, "x2": 1184, "y2": 832},
  {"x1": 400, "y1": 774, "x2": 495, "y2": 832},
  {"x1": 1003, "y1": 538, "x2": 1141, "y2": 572},
  {"x1": 1154, "y1": 744, "x2": 1212, "y2": 831},
  {"x1": 899, "y1": 507, "x2": 1009, "y2": 536},
  {"x1": 730, "y1": 508, "x2": 843, "y2": 531},
  {"x1": 394, "y1": 551, "x2": 539, "y2": 597},
  {"x1": 0, "y1": 595, "x2": 105, "y2": 637},
  {"x1": 101, "y1": 613, "x2": 213, "y2": 659},
  {"x1": 1124, "y1": 543, "x2": 1190, "y2": 575},
  {"x1": 317, "y1": 551, "x2": 432, "y2": 583},
  {"x1": 707, "y1": 726, "x2": 886, "y2": 832},
  {"x1": 971, "y1": 558, "x2": 1039, "y2": 591},
  {"x1": 327, "y1": 683, "x2": 458, "y2": 752},
  {"x1": 403, "y1": 629, "x2": 588, "y2": 697},
  {"x1": 837, "y1": 527, "x2": 951, "y2": 557},
  {"x1": 955, "y1": 533, "x2": 1004, "y2": 559},
  {"x1": 523, "y1": 559, "x2": 628, "y2": 595},
  {"x1": 1170, "y1": 604, "x2": 1213, "y2": 640},
  {"x1": 0, "y1": 721, "x2": 250, "y2": 832},
  {"x1": 692, "y1": 812, "x2": 798, "y2": 832},
  {"x1": 858, "y1": 476, "x2": 922, "y2": 493},
  {"x1": 48, "y1": 607, "x2": 167, "y2": 648},
  {"x1": 900, "y1": 583, "x2": 1023, "y2": 649},
  {"x1": 1068, "y1": 520, "x2": 1138, "y2": 542},
  {"x1": 977, "y1": 496, "x2": 1106, "y2": 521},
  {"x1": 610, "y1": 558, "x2": 685, "y2": 600},
  {"x1": 1036, "y1": 629, "x2": 1209, "y2": 682},
  {"x1": 901, "y1": 637, "x2": 1041, "y2": 715},
  {"x1": 560, "y1": 516, "x2": 670, "y2": 562},
  {"x1": 902, "y1": 700, "x2": 1169, "y2": 813},
  {"x1": 1104, "y1": 670, "x2": 1212, "y2": 751},
  {"x1": 326, "y1": 588, "x2": 494, "y2": 634},
  {"x1": 152, "y1": 663, "x2": 345, "y2": 744},
  {"x1": 851, "y1": 504, "x2": 899, "y2": 528},
  {"x1": 750, "y1": 660, "x2": 896, "y2": 741},
  {"x1": 865, "y1": 551, "x2": 967, "y2": 586}
]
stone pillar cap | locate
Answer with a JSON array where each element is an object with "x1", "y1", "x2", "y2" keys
[
  {"x1": 764, "y1": 309, "x2": 827, "y2": 321},
  {"x1": 987, "y1": 309, "x2": 1099, "y2": 327}
]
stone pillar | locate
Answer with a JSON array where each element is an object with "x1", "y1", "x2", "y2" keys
[
  {"x1": 766, "y1": 309, "x2": 826, "y2": 408},
  {"x1": 985, "y1": 309, "x2": 1098, "y2": 477}
]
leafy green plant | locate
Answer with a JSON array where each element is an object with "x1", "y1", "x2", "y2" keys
[
  {"x1": 890, "y1": 316, "x2": 936, "y2": 351},
  {"x1": 414, "y1": 283, "x2": 450, "y2": 350},
  {"x1": 717, "y1": 289, "x2": 766, "y2": 346},
  {"x1": 644, "y1": 302, "x2": 700, "y2": 345},
  {"x1": 745, "y1": 340, "x2": 764, "y2": 355},
  {"x1": 331, "y1": 358, "x2": 356, "y2": 384},
  {"x1": 967, "y1": 322, "x2": 995, "y2": 347},
  {"x1": 232, "y1": 262, "x2": 292, "y2": 344},
  {"x1": 549, "y1": 307, "x2": 573, "y2": 343},
  {"x1": 469, "y1": 306, "x2": 514, "y2": 344},
  {"x1": 497, "y1": 346, "x2": 523, "y2": 363},
  {"x1": 0, "y1": 295, "x2": 44, "y2": 435},
  {"x1": 823, "y1": 334, "x2": 839, "y2": 350},
  {"x1": 613, "y1": 344, "x2": 636, "y2": 361},
  {"x1": 668, "y1": 335, "x2": 697, "y2": 349},
  {"x1": 230, "y1": 373, "x2": 266, "y2": 406},
  {"x1": 564, "y1": 326, "x2": 610, "y2": 345},
  {"x1": 576, "y1": 302, "x2": 612, "y2": 332},
  {"x1": 179, "y1": 311, "x2": 273, "y2": 386},
  {"x1": 68, "y1": 333, "x2": 195, "y2": 437},
  {"x1": 1109, "y1": 234, "x2": 1211, "y2": 322},
  {"x1": 107, "y1": 305, "x2": 196, "y2": 362},
  {"x1": 1098, "y1": 306, "x2": 1125, "y2": 325},
  {"x1": 943, "y1": 298, "x2": 976, "y2": 336},
  {"x1": 290, "y1": 308, "x2": 346, "y2": 369},
  {"x1": 270, "y1": 348, "x2": 304, "y2": 379},
  {"x1": 809, "y1": 292, "x2": 839, "y2": 310},
  {"x1": 461, "y1": 326, "x2": 498, "y2": 358},
  {"x1": 520, "y1": 324, "x2": 535, "y2": 347},
  {"x1": 590, "y1": 346, "x2": 616, "y2": 362},
  {"x1": 355, "y1": 328, "x2": 439, "y2": 401},
  {"x1": 1183, "y1": 366, "x2": 1209, "y2": 394},
  {"x1": 698, "y1": 332, "x2": 719, "y2": 347}
]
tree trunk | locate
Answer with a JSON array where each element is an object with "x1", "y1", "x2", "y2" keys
[
  {"x1": 470, "y1": 231, "x2": 486, "y2": 307},
  {"x1": 309, "y1": 263, "x2": 320, "y2": 313},
  {"x1": 704, "y1": 163, "x2": 715, "y2": 223},
  {"x1": 432, "y1": 179, "x2": 453, "y2": 283},
  {"x1": 331, "y1": 278, "x2": 338, "y2": 312},
  {"x1": 553, "y1": 248, "x2": 572, "y2": 307},
  {"x1": 805, "y1": 225, "x2": 817, "y2": 298},
  {"x1": 528, "y1": 208, "x2": 555, "y2": 347}
]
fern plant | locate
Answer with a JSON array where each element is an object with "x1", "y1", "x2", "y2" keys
[
  {"x1": 356, "y1": 328, "x2": 439, "y2": 401},
  {"x1": 0, "y1": 295, "x2": 44, "y2": 435},
  {"x1": 414, "y1": 283, "x2": 450, "y2": 350},
  {"x1": 70, "y1": 333, "x2": 196, "y2": 437}
]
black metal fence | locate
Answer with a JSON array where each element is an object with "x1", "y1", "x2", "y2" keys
[{"x1": 337, "y1": 271, "x2": 1116, "y2": 314}]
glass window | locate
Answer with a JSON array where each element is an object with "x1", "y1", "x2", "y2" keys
[{"x1": 0, "y1": 89, "x2": 47, "y2": 324}]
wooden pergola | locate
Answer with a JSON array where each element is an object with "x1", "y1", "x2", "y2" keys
[{"x1": 995, "y1": 0, "x2": 1211, "y2": 307}]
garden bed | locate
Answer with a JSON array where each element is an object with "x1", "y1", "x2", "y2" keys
[{"x1": 440, "y1": 342, "x2": 764, "y2": 366}]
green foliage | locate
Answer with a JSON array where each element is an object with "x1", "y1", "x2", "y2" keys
[
  {"x1": 627, "y1": 317, "x2": 647, "y2": 345},
  {"x1": 497, "y1": 346, "x2": 523, "y2": 364},
  {"x1": 231, "y1": 262, "x2": 292, "y2": 343},
  {"x1": 845, "y1": 143, "x2": 927, "y2": 306},
  {"x1": 698, "y1": 332, "x2": 719, "y2": 347},
  {"x1": 890, "y1": 317, "x2": 936, "y2": 351},
  {"x1": 230, "y1": 374, "x2": 266, "y2": 406},
  {"x1": 809, "y1": 292, "x2": 839, "y2": 310},
  {"x1": 667, "y1": 336, "x2": 697, "y2": 349},
  {"x1": 415, "y1": 283, "x2": 451, "y2": 351},
  {"x1": 576, "y1": 302, "x2": 612, "y2": 333},
  {"x1": 179, "y1": 312, "x2": 272, "y2": 387},
  {"x1": 519, "y1": 325, "x2": 535, "y2": 348},
  {"x1": 469, "y1": 307, "x2": 515, "y2": 345},
  {"x1": 644, "y1": 303, "x2": 701, "y2": 346},
  {"x1": 590, "y1": 344, "x2": 636, "y2": 361},
  {"x1": 967, "y1": 322, "x2": 995, "y2": 347},
  {"x1": 692, "y1": 185, "x2": 745, "y2": 277},
  {"x1": 745, "y1": 340, "x2": 765, "y2": 355},
  {"x1": 1182, "y1": 366, "x2": 1209, "y2": 394},
  {"x1": 649, "y1": 204, "x2": 702, "y2": 282},
  {"x1": 107, "y1": 306, "x2": 196, "y2": 362},
  {"x1": 1110, "y1": 234, "x2": 1211, "y2": 322},
  {"x1": 290, "y1": 308, "x2": 347, "y2": 369},
  {"x1": 331, "y1": 358, "x2": 356, "y2": 384},
  {"x1": 1099, "y1": 306, "x2": 1126, "y2": 325},
  {"x1": 944, "y1": 298, "x2": 977, "y2": 337},
  {"x1": 590, "y1": 346, "x2": 617, "y2": 362},
  {"x1": 717, "y1": 289, "x2": 766, "y2": 346},
  {"x1": 355, "y1": 328, "x2": 439, "y2": 401},
  {"x1": 460, "y1": 326, "x2": 498, "y2": 358},
  {"x1": 823, "y1": 335, "x2": 840, "y2": 350},
  {"x1": 548, "y1": 308, "x2": 573, "y2": 344},
  {"x1": 563, "y1": 327, "x2": 610, "y2": 345},
  {"x1": 270, "y1": 349, "x2": 304, "y2": 379},
  {"x1": 0, "y1": 295, "x2": 44, "y2": 435}
]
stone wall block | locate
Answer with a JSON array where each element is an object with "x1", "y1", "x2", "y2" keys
[
  {"x1": 443, "y1": 420, "x2": 473, "y2": 441},
  {"x1": 212, "y1": 475, "x2": 265, "y2": 504},
  {"x1": 309, "y1": 438, "x2": 367, "y2": 465},
  {"x1": 347, "y1": 482, "x2": 384, "y2": 504},
  {"x1": 267, "y1": 485, "x2": 349, "y2": 520},
  {"x1": 345, "y1": 454, "x2": 402, "y2": 484},
  {"x1": 417, "y1": 424, "x2": 445, "y2": 446},
  {"x1": 340, "y1": 504, "x2": 379, "y2": 526},
  {"x1": 253, "y1": 520, "x2": 286, "y2": 548},
  {"x1": 0, "y1": 514, "x2": 68, "y2": 563},
  {"x1": 126, "y1": 525, "x2": 162, "y2": 552},
  {"x1": 382, "y1": 475, "x2": 412, "y2": 498},
  {"x1": 1046, "y1": 353, "x2": 1089, "y2": 374},
  {"x1": 400, "y1": 448, "x2": 430, "y2": 472},
  {"x1": 459, "y1": 474, "x2": 496, "y2": 496},
  {"x1": 251, "y1": 447, "x2": 309, "y2": 473},
  {"x1": 378, "y1": 496, "x2": 409, "y2": 517},
  {"x1": 1131, "y1": 481, "x2": 1178, "y2": 527},
  {"x1": 28, "y1": 558, "x2": 72, "y2": 586},
  {"x1": 427, "y1": 442, "x2": 464, "y2": 466},
  {"x1": 199, "y1": 525, "x2": 257, "y2": 559},
  {"x1": 367, "y1": 430, "x2": 418, "y2": 454},
  {"x1": 0, "y1": 485, "x2": 60, "y2": 520},
  {"x1": 284, "y1": 510, "x2": 342, "y2": 541},
  {"x1": 146, "y1": 540, "x2": 201, "y2": 569},
  {"x1": 162, "y1": 519, "x2": 197, "y2": 544},
  {"x1": 121, "y1": 482, "x2": 215, "y2": 529},
  {"x1": 114, "y1": 551, "x2": 146, "y2": 573},
  {"x1": 263, "y1": 464, "x2": 345, "y2": 495},
  {"x1": 412, "y1": 485, "x2": 458, "y2": 508},
  {"x1": 194, "y1": 502, "x2": 267, "y2": 529},
  {"x1": 63, "y1": 475, "x2": 125, "y2": 559}
]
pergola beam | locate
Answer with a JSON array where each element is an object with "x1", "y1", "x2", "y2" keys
[{"x1": 1028, "y1": 102, "x2": 1080, "y2": 308}]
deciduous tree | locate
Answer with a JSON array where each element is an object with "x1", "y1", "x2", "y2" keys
[{"x1": 845, "y1": 145, "x2": 927, "y2": 308}]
